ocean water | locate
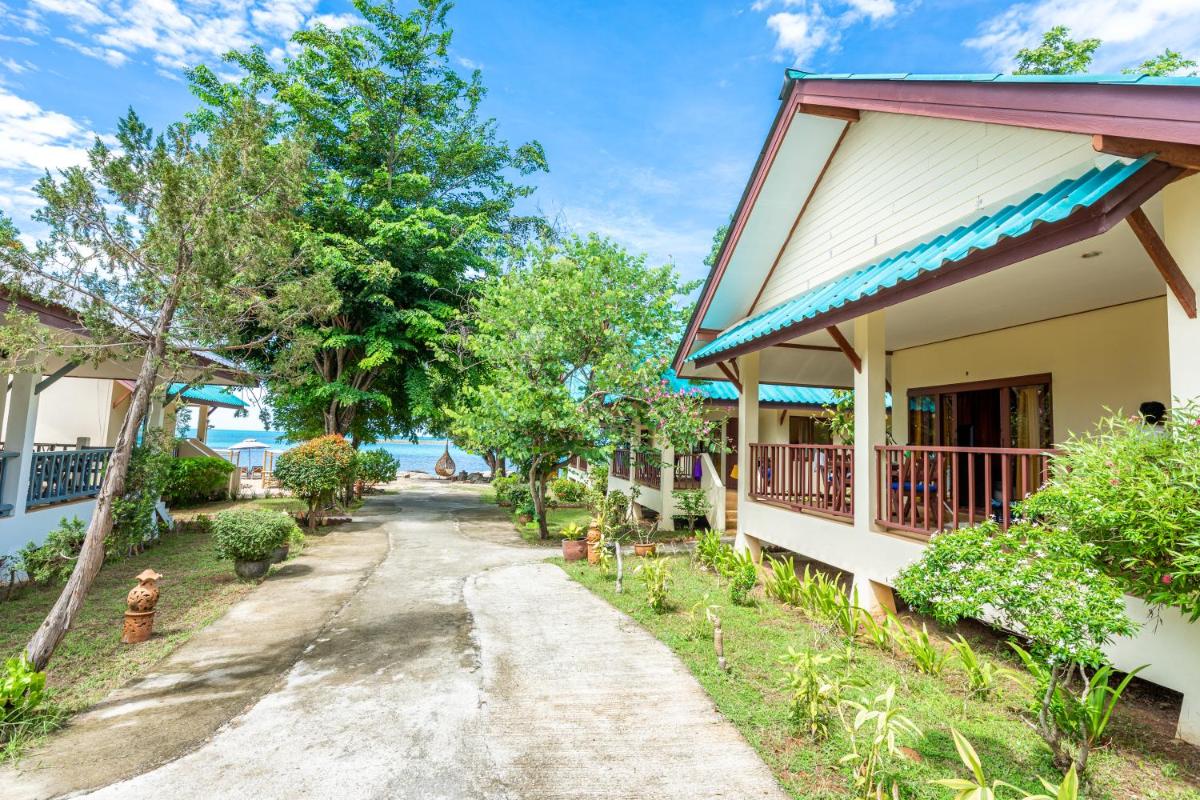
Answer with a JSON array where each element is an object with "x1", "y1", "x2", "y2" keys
[{"x1": 187, "y1": 429, "x2": 491, "y2": 475}]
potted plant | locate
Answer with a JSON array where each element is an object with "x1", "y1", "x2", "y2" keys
[
  {"x1": 212, "y1": 509, "x2": 296, "y2": 580},
  {"x1": 633, "y1": 522, "x2": 657, "y2": 557},
  {"x1": 561, "y1": 522, "x2": 587, "y2": 561}
]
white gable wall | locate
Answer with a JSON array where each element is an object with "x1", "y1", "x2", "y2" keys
[{"x1": 752, "y1": 112, "x2": 1099, "y2": 315}]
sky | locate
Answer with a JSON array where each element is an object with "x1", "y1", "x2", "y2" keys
[{"x1": 2, "y1": 0, "x2": 1199, "y2": 430}]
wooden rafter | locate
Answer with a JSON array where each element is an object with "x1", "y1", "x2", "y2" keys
[
  {"x1": 1126, "y1": 207, "x2": 1197, "y2": 318},
  {"x1": 716, "y1": 361, "x2": 742, "y2": 392},
  {"x1": 825, "y1": 326, "x2": 861, "y2": 372},
  {"x1": 1093, "y1": 134, "x2": 1200, "y2": 172},
  {"x1": 797, "y1": 103, "x2": 860, "y2": 123},
  {"x1": 778, "y1": 409, "x2": 788, "y2": 426}
]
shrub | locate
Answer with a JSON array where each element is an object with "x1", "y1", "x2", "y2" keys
[
  {"x1": 211, "y1": 509, "x2": 296, "y2": 562},
  {"x1": 18, "y1": 517, "x2": 86, "y2": 585},
  {"x1": 694, "y1": 529, "x2": 724, "y2": 570},
  {"x1": 111, "y1": 430, "x2": 173, "y2": 553},
  {"x1": 781, "y1": 647, "x2": 862, "y2": 739},
  {"x1": 672, "y1": 489, "x2": 711, "y2": 534},
  {"x1": 1, "y1": 655, "x2": 55, "y2": 749},
  {"x1": 603, "y1": 489, "x2": 628, "y2": 532},
  {"x1": 550, "y1": 477, "x2": 585, "y2": 504},
  {"x1": 509, "y1": 484, "x2": 533, "y2": 516},
  {"x1": 356, "y1": 449, "x2": 399, "y2": 491},
  {"x1": 1019, "y1": 402, "x2": 1200, "y2": 618},
  {"x1": 636, "y1": 556, "x2": 671, "y2": 611},
  {"x1": 163, "y1": 456, "x2": 234, "y2": 506},
  {"x1": 588, "y1": 464, "x2": 608, "y2": 494},
  {"x1": 273, "y1": 435, "x2": 357, "y2": 524},
  {"x1": 723, "y1": 548, "x2": 758, "y2": 605},
  {"x1": 492, "y1": 474, "x2": 520, "y2": 505}
]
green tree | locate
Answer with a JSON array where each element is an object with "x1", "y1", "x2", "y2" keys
[
  {"x1": 445, "y1": 234, "x2": 718, "y2": 539},
  {"x1": 1126, "y1": 48, "x2": 1198, "y2": 76},
  {"x1": 190, "y1": 0, "x2": 547, "y2": 444},
  {"x1": 0, "y1": 100, "x2": 329, "y2": 670},
  {"x1": 1014, "y1": 26, "x2": 1101, "y2": 75},
  {"x1": 703, "y1": 221, "x2": 730, "y2": 270}
]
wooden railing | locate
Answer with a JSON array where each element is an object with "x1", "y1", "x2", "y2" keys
[
  {"x1": 27, "y1": 447, "x2": 113, "y2": 507},
  {"x1": 611, "y1": 447, "x2": 630, "y2": 480},
  {"x1": 875, "y1": 445, "x2": 1059, "y2": 538},
  {"x1": 749, "y1": 443, "x2": 854, "y2": 519},
  {"x1": 674, "y1": 452, "x2": 701, "y2": 489},
  {"x1": 633, "y1": 450, "x2": 661, "y2": 489}
]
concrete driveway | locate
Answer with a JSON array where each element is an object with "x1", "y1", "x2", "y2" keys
[{"x1": 8, "y1": 480, "x2": 787, "y2": 800}]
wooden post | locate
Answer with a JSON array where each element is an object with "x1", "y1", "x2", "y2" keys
[{"x1": 196, "y1": 405, "x2": 210, "y2": 442}]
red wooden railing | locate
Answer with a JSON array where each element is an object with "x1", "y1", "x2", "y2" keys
[
  {"x1": 749, "y1": 443, "x2": 854, "y2": 519},
  {"x1": 875, "y1": 445, "x2": 1059, "y2": 538},
  {"x1": 611, "y1": 447, "x2": 630, "y2": 480},
  {"x1": 633, "y1": 450, "x2": 661, "y2": 489},
  {"x1": 674, "y1": 452, "x2": 701, "y2": 489}
]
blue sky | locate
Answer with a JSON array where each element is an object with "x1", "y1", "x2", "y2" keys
[{"x1": 2, "y1": 0, "x2": 1199, "y2": 430}]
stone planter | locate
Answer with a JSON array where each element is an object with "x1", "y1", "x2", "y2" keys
[
  {"x1": 562, "y1": 539, "x2": 587, "y2": 562},
  {"x1": 634, "y1": 542, "x2": 657, "y2": 557},
  {"x1": 270, "y1": 544, "x2": 290, "y2": 564},
  {"x1": 234, "y1": 558, "x2": 271, "y2": 580}
]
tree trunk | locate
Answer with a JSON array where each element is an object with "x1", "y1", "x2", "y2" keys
[
  {"x1": 529, "y1": 461, "x2": 550, "y2": 540},
  {"x1": 25, "y1": 292, "x2": 178, "y2": 671}
]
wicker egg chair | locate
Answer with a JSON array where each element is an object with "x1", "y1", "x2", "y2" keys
[{"x1": 434, "y1": 442, "x2": 457, "y2": 477}]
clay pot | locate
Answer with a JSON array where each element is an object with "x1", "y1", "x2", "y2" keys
[
  {"x1": 586, "y1": 527, "x2": 601, "y2": 543},
  {"x1": 562, "y1": 539, "x2": 587, "y2": 562},
  {"x1": 587, "y1": 541, "x2": 601, "y2": 565},
  {"x1": 270, "y1": 544, "x2": 290, "y2": 564},
  {"x1": 234, "y1": 559, "x2": 271, "y2": 580},
  {"x1": 634, "y1": 542, "x2": 657, "y2": 557},
  {"x1": 518, "y1": 513, "x2": 532, "y2": 525},
  {"x1": 121, "y1": 611, "x2": 155, "y2": 644}
]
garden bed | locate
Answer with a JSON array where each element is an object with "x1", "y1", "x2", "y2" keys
[{"x1": 559, "y1": 555, "x2": 1200, "y2": 799}]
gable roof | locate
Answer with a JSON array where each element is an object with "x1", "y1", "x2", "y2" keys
[
  {"x1": 674, "y1": 70, "x2": 1200, "y2": 373},
  {"x1": 665, "y1": 369, "x2": 835, "y2": 407}
]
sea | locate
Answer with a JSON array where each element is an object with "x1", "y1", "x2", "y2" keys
[{"x1": 187, "y1": 429, "x2": 491, "y2": 475}]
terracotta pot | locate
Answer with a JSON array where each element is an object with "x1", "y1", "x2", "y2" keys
[
  {"x1": 586, "y1": 527, "x2": 601, "y2": 543},
  {"x1": 562, "y1": 539, "x2": 587, "y2": 562},
  {"x1": 634, "y1": 542, "x2": 657, "y2": 557},
  {"x1": 587, "y1": 541, "x2": 601, "y2": 565},
  {"x1": 234, "y1": 559, "x2": 271, "y2": 580},
  {"x1": 270, "y1": 544, "x2": 290, "y2": 564},
  {"x1": 121, "y1": 610, "x2": 155, "y2": 644},
  {"x1": 518, "y1": 513, "x2": 532, "y2": 524}
]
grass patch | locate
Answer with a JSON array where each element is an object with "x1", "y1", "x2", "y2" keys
[
  {"x1": 1, "y1": 526, "x2": 257, "y2": 750},
  {"x1": 171, "y1": 495, "x2": 305, "y2": 520},
  {"x1": 560, "y1": 555, "x2": 1200, "y2": 800},
  {"x1": 516, "y1": 506, "x2": 592, "y2": 543}
]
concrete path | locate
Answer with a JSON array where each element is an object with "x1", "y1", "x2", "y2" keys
[{"x1": 8, "y1": 480, "x2": 787, "y2": 800}]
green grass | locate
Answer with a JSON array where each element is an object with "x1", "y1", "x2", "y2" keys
[
  {"x1": 172, "y1": 495, "x2": 306, "y2": 519},
  {"x1": 0, "y1": 523, "x2": 267, "y2": 760},
  {"x1": 560, "y1": 556, "x2": 1200, "y2": 800},
  {"x1": 516, "y1": 506, "x2": 592, "y2": 543}
]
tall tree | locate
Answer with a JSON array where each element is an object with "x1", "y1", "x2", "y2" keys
[
  {"x1": 0, "y1": 100, "x2": 331, "y2": 670},
  {"x1": 1126, "y1": 48, "x2": 1198, "y2": 76},
  {"x1": 445, "y1": 234, "x2": 718, "y2": 539},
  {"x1": 190, "y1": 0, "x2": 547, "y2": 445},
  {"x1": 1014, "y1": 26, "x2": 1101, "y2": 75}
]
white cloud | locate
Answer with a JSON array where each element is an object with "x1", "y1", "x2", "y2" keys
[
  {"x1": 767, "y1": 10, "x2": 834, "y2": 64},
  {"x1": 55, "y1": 36, "x2": 128, "y2": 66},
  {"x1": 0, "y1": 86, "x2": 95, "y2": 173},
  {"x1": 456, "y1": 55, "x2": 481, "y2": 70},
  {"x1": 558, "y1": 203, "x2": 714, "y2": 281},
  {"x1": 966, "y1": 0, "x2": 1200, "y2": 73},
  {"x1": 755, "y1": 0, "x2": 900, "y2": 64},
  {"x1": 845, "y1": 0, "x2": 895, "y2": 21},
  {"x1": 308, "y1": 12, "x2": 358, "y2": 31},
  {"x1": 1, "y1": 56, "x2": 36, "y2": 73}
]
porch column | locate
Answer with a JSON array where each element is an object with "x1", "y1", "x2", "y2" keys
[
  {"x1": 196, "y1": 405, "x2": 210, "y2": 442},
  {"x1": 851, "y1": 311, "x2": 893, "y2": 613},
  {"x1": 1164, "y1": 176, "x2": 1200, "y2": 403},
  {"x1": 735, "y1": 351, "x2": 760, "y2": 557},
  {"x1": 0, "y1": 373, "x2": 8, "y2": 443},
  {"x1": 658, "y1": 442, "x2": 675, "y2": 532},
  {"x1": 2, "y1": 374, "x2": 39, "y2": 516},
  {"x1": 147, "y1": 395, "x2": 165, "y2": 431}
]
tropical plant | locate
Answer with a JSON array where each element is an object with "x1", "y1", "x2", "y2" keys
[
  {"x1": 819, "y1": 388, "x2": 856, "y2": 444},
  {"x1": 560, "y1": 523, "x2": 585, "y2": 541},
  {"x1": 211, "y1": 510, "x2": 297, "y2": 563},
  {"x1": 17, "y1": 518, "x2": 87, "y2": 586},
  {"x1": 859, "y1": 610, "x2": 897, "y2": 653},
  {"x1": 947, "y1": 635, "x2": 1017, "y2": 700},
  {"x1": 1, "y1": 656, "x2": 54, "y2": 749},
  {"x1": 593, "y1": 533, "x2": 614, "y2": 576},
  {"x1": 109, "y1": 430, "x2": 174, "y2": 555},
  {"x1": 588, "y1": 464, "x2": 609, "y2": 494},
  {"x1": 274, "y1": 435, "x2": 358, "y2": 527},
  {"x1": 764, "y1": 556, "x2": 804, "y2": 606},
  {"x1": 442, "y1": 234, "x2": 718, "y2": 539},
  {"x1": 838, "y1": 685, "x2": 922, "y2": 799},
  {"x1": 934, "y1": 729, "x2": 1081, "y2": 800},
  {"x1": 355, "y1": 449, "x2": 400, "y2": 491},
  {"x1": 694, "y1": 529, "x2": 724, "y2": 570},
  {"x1": 894, "y1": 623, "x2": 951, "y2": 677},
  {"x1": 781, "y1": 647, "x2": 862, "y2": 739},
  {"x1": 829, "y1": 587, "x2": 865, "y2": 641},
  {"x1": 551, "y1": 477, "x2": 586, "y2": 504},
  {"x1": 602, "y1": 490, "x2": 630, "y2": 535},
  {"x1": 672, "y1": 488, "x2": 711, "y2": 534},
  {"x1": 162, "y1": 455, "x2": 235, "y2": 506},
  {"x1": 636, "y1": 556, "x2": 671, "y2": 612},
  {"x1": 723, "y1": 548, "x2": 758, "y2": 605},
  {"x1": 491, "y1": 474, "x2": 520, "y2": 506}
]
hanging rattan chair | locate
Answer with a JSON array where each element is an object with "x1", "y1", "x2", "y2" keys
[{"x1": 434, "y1": 442, "x2": 457, "y2": 477}]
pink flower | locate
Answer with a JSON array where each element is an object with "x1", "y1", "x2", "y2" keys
[{"x1": 1162, "y1": 574, "x2": 1174, "y2": 585}]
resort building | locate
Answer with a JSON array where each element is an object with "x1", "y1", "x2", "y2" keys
[
  {"x1": 672, "y1": 71, "x2": 1200, "y2": 742},
  {"x1": 0, "y1": 292, "x2": 244, "y2": 558}
]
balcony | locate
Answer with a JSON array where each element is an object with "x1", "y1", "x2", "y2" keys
[
  {"x1": 633, "y1": 450, "x2": 661, "y2": 489},
  {"x1": 611, "y1": 447, "x2": 630, "y2": 480},
  {"x1": 673, "y1": 452, "x2": 701, "y2": 489},
  {"x1": 875, "y1": 445, "x2": 1058, "y2": 538},
  {"x1": 26, "y1": 447, "x2": 114, "y2": 508},
  {"x1": 748, "y1": 443, "x2": 854, "y2": 520}
]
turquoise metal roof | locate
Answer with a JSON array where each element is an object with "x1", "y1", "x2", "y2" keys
[
  {"x1": 690, "y1": 156, "x2": 1154, "y2": 364},
  {"x1": 168, "y1": 383, "x2": 248, "y2": 409},
  {"x1": 785, "y1": 69, "x2": 1200, "y2": 87},
  {"x1": 666, "y1": 370, "x2": 834, "y2": 406}
]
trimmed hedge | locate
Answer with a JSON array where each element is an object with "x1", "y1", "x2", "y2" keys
[
  {"x1": 212, "y1": 509, "x2": 297, "y2": 562},
  {"x1": 163, "y1": 456, "x2": 235, "y2": 506}
]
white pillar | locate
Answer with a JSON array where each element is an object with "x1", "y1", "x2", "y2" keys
[
  {"x1": 196, "y1": 405, "x2": 210, "y2": 442},
  {"x1": 147, "y1": 395, "x2": 165, "y2": 431},
  {"x1": 659, "y1": 443, "x2": 675, "y2": 531},
  {"x1": 851, "y1": 311, "x2": 890, "y2": 614},
  {"x1": 1164, "y1": 176, "x2": 1200, "y2": 404},
  {"x1": 735, "y1": 351, "x2": 760, "y2": 557},
  {"x1": 0, "y1": 373, "x2": 9, "y2": 443},
  {"x1": 2, "y1": 374, "x2": 39, "y2": 516}
]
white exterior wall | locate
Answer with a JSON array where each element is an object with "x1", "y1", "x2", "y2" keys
[
  {"x1": 1, "y1": 500, "x2": 97, "y2": 558},
  {"x1": 32, "y1": 377, "x2": 115, "y2": 446},
  {"x1": 754, "y1": 114, "x2": 1096, "y2": 314}
]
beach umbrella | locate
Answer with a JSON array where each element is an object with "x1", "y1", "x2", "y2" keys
[{"x1": 229, "y1": 438, "x2": 268, "y2": 450}]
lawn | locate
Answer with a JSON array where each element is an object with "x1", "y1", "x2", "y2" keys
[
  {"x1": 170, "y1": 495, "x2": 305, "y2": 520},
  {"x1": 560, "y1": 555, "x2": 1200, "y2": 800}
]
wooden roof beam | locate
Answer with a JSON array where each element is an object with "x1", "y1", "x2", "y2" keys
[
  {"x1": 1126, "y1": 207, "x2": 1196, "y2": 318},
  {"x1": 825, "y1": 326, "x2": 861, "y2": 372},
  {"x1": 797, "y1": 103, "x2": 860, "y2": 123},
  {"x1": 1094, "y1": 134, "x2": 1200, "y2": 171},
  {"x1": 715, "y1": 361, "x2": 742, "y2": 393}
]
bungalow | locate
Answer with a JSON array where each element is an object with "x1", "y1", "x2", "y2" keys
[
  {"x1": 1, "y1": 292, "x2": 245, "y2": 559},
  {"x1": 673, "y1": 71, "x2": 1200, "y2": 742},
  {"x1": 609, "y1": 370, "x2": 847, "y2": 531}
]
